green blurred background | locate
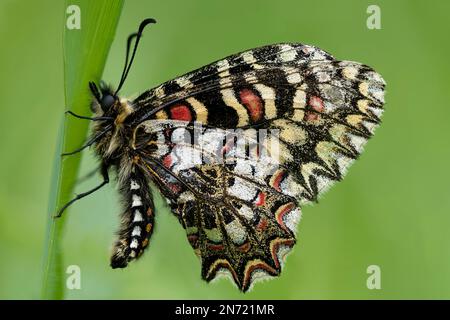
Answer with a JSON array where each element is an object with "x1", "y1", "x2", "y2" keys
[{"x1": 1, "y1": 0, "x2": 450, "y2": 299}]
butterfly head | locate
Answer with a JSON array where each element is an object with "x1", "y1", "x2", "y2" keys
[
  {"x1": 89, "y1": 18, "x2": 156, "y2": 122},
  {"x1": 90, "y1": 82, "x2": 123, "y2": 115},
  {"x1": 99, "y1": 88, "x2": 117, "y2": 113},
  {"x1": 85, "y1": 19, "x2": 156, "y2": 160},
  {"x1": 89, "y1": 82, "x2": 116, "y2": 113}
]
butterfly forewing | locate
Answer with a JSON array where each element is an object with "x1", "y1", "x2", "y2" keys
[{"x1": 128, "y1": 43, "x2": 385, "y2": 291}]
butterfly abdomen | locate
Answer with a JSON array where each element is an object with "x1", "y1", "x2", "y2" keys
[{"x1": 111, "y1": 165, "x2": 155, "y2": 268}]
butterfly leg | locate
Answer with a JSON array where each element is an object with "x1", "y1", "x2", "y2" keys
[
  {"x1": 55, "y1": 164, "x2": 110, "y2": 217},
  {"x1": 110, "y1": 164, "x2": 155, "y2": 268}
]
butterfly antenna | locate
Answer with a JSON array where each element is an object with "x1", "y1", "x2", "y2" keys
[
  {"x1": 89, "y1": 81, "x2": 101, "y2": 103},
  {"x1": 114, "y1": 18, "x2": 156, "y2": 96}
]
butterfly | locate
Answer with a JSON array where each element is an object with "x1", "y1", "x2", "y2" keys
[{"x1": 59, "y1": 18, "x2": 386, "y2": 292}]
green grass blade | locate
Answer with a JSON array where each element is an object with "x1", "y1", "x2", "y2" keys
[{"x1": 41, "y1": 0, "x2": 124, "y2": 300}]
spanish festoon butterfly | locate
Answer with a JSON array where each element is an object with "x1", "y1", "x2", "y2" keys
[{"x1": 59, "y1": 18, "x2": 386, "y2": 292}]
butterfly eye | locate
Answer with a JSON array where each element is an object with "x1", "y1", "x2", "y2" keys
[{"x1": 100, "y1": 94, "x2": 116, "y2": 112}]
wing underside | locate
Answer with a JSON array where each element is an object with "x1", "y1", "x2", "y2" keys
[{"x1": 130, "y1": 43, "x2": 385, "y2": 291}]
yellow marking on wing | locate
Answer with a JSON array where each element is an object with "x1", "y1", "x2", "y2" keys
[
  {"x1": 274, "y1": 119, "x2": 308, "y2": 145},
  {"x1": 291, "y1": 109, "x2": 305, "y2": 122},
  {"x1": 221, "y1": 88, "x2": 249, "y2": 126},
  {"x1": 186, "y1": 97, "x2": 208, "y2": 124},
  {"x1": 359, "y1": 82, "x2": 369, "y2": 96},
  {"x1": 155, "y1": 110, "x2": 168, "y2": 119},
  {"x1": 346, "y1": 114, "x2": 364, "y2": 127},
  {"x1": 342, "y1": 66, "x2": 359, "y2": 80},
  {"x1": 293, "y1": 89, "x2": 306, "y2": 109},
  {"x1": 254, "y1": 83, "x2": 277, "y2": 119},
  {"x1": 357, "y1": 99, "x2": 370, "y2": 113}
]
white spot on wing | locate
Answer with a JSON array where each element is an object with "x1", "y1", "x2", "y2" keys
[
  {"x1": 172, "y1": 146, "x2": 203, "y2": 172},
  {"x1": 216, "y1": 59, "x2": 230, "y2": 76},
  {"x1": 280, "y1": 175, "x2": 304, "y2": 198},
  {"x1": 154, "y1": 86, "x2": 165, "y2": 99},
  {"x1": 239, "y1": 204, "x2": 255, "y2": 221},
  {"x1": 224, "y1": 220, "x2": 247, "y2": 245},
  {"x1": 287, "y1": 72, "x2": 302, "y2": 84},
  {"x1": 233, "y1": 161, "x2": 253, "y2": 176},
  {"x1": 241, "y1": 51, "x2": 256, "y2": 64},
  {"x1": 228, "y1": 177, "x2": 258, "y2": 202},
  {"x1": 336, "y1": 156, "x2": 352, "y2": 176},
  {"x1": 369, "y1": 106, "x2": 384, "y2": 118},
  {"x1": 283, "y1": 207, "x2": 301, "y2": 233},
  {"x1": 175, "y1": 76, "x2": 193, "y2": 89},
  {"x1": 363, "y1": 121, "x2": 378, "y2": 134},
  {"x1": 348, "y1": 133, "x2": 367, "y2": 153},
  {"x1": 371, "y1": 87, "x2": 385, "y2": 103},
  {"x1": 278, "y1": 44, "x2": 296, "y2": 62}
]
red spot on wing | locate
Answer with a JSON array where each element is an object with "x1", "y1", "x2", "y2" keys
[
  {"x1": 170, "y1": 104, "x2": 192, "y2": 121},
  {"x1": 167, "y1": 182, "x2": 181, "y2": 193},
  {"x1": 207, "y1": 243, "x2": 224, "y2": 251},
  {"x1": 221, "y1": 145, "x2": 230, "y2": 156},
  {"x1": 221, "y1": 137, "x2": 235, "y2": 157},
  {"x1": 187, "y1": 235, "x2": 199, "y2": 248},
  {"x1": 239, "y1": 89, "x2": 264, "y2": 122},
  {"x1": 162, "y1": 154, "x2": 173, "y2": 168},
  {"x1": 243, "y1": 261, "x2": 277, "y2": 290},
  {"x1": 305, "y1": 112, "x2": 320, "y2": 121},
  {"x1": 275, "y1": 203, "x2": 295, "y2": 232},
  {"x1": 304, "y1": 96, "x2": 324, "y2": 122},
  {"x1": 309, "y1": 96, "x2": 324, "y2": 112},
  {"x1": 255, "y1": 191, "x2": 266, "y2": 206},
  {"x1": 207, "y1": 261, "x2": 239, "y2": 285},
  {"x1": 237, "y1": 242, "x2": 251, "y2": 253},
  {"x1": 272, "y1": 171, "x2": 286, "y2": 192},
  {"x1": 256, "y1": 217, "x2": 268, "y2": 231},
  {"x1": 270, "y1": 239, "x2": 295, "y2": 268}
]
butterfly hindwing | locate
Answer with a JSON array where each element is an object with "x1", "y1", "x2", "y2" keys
[
  {"x1": 130, "y1": 43, "x2": 385, "y2": 290},
  {"x1": 133, "y1": 121, "x2": 300, "y2": 291}
]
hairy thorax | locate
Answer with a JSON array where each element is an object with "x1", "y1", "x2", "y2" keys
[{"x1": 92, "y1": 97, "x2": 136, "y2": 161}]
